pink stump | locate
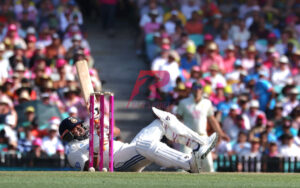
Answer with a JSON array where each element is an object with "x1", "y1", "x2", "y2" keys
[
  {"x1": 99, "y1": 94, "x2": 105, "y2": 171},
  {"x1": 109, "y1": 94, "x2": 114, "y2": 172},
  {"x1": 88, "y1": 95, "x2": 94, "y2": 169}
]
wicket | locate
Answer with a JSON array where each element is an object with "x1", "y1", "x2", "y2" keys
[{"x1": 89, "y1": 92, "x2": 114, "y2": 172}]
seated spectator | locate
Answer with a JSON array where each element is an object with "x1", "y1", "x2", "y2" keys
[
  {"x1": 41, "y1": 124, "x2": 64, "y2": 156},
  {"x1": 27, "y1": 138, "x2": 48, "y2": 167},
  {"x1": 223, "y1": 104, "x2": 240, "y2": 140},
  {"x1": 282, "y1": 88, "x2": 299, "y2": 117},
  {"x1": 207, "y1": 64, "x2": 227, "y2": 90},
  {"x1": 18, "y1": 128, "x2": 33, "y2": 153},
  {"x1": 238, "y1": 137, "x2": 262, "y2": 172},
  {"x1": 231, "y1": 19, "x2": 250, "y2": 47},
  {"x1": 45, "y1": 33, "x2": 66, "y2": 62},
  {"x1": 215, "y1": 31, "x2": 233, "y2": 56},
  {"x1": 232, "y1": 131, "x2": 251, "y2": 156},
  {"x1": 200, "y1": 42, "x2": 225, "y2": 73},
  {"x1": 0, "y1": 43, "x2": 11, "y2": 85},
  {"x1": 184, "y1": 10, "x2": 203, "y2": 34},
  {"x1": 245, "y1": 100, "x2": 266, "y2": 128},
  {"x1": 181, "y1": 0, "x2": 199, "y2": 20},
  {"x1": 254, "y1": 71, "x2": 273, "y2": 111},
  {"x1": 9, "y1": 44, "x2": 29, "y2": 69},
  {"x1": 176, "y1": 32, "x2": 196, "y2": 56},
  {"x1": 241, "y1": 45, "x2": 256, "y2": 70},
  {"x1": 279, "y1": 133, "x2": 300, "y2": 159},
  {"x1": 222, "y1": 44, "x2": 236, "y2": 73},
  {"x1": 270, "y1": 102, "x2": 284, "y2": 127},
  {"x1": 180, "y1": 44, "x2": 197, "y2": 72},
  {"x1": 216, "y1": 86, "x2": 234, "y2": 121},
  {"x1": 271, "y1": 56, "x2": 292, "y2": 87},
  {"x1": 68, "y1": 106, "x2": 78, "y2": 117},
  {"x1": 275, "y1": 117, "x2": 298, "y2": 139},
  {"x1": 159, "y1": 50, "x2": 180, "y2": 94},
  {"x1": 210, "y1": 83, "x2": 225, "y2": 106},
  {"x1": 249, "y1": 114, "x2": 266, "y2": 141}
]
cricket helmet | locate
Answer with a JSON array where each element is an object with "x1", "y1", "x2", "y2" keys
[{"x1": 59, "y1": 117, "x2": 84, "y2": 142}]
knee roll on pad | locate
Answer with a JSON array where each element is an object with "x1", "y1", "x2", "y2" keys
[{"x1": 135, "y1": 139, "x2": 190, "y2": 170}]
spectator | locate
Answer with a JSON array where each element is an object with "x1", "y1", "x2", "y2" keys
[
  {"x1": 279, "y1": 133, "x2": 300, "y2": 159},
  {"x1": 282, "y1": 88, "x2": 299, "y2": 117},
  {"x1": 181, "y1": 0, "x2": 199, "y2": 20},
  {"x1": 200, "y1": 42, "x2": 225, "y2": 73},
  {"x1": 27, "y1": 138, "x2": 48, "y2": 167},
  {"x1": 223, "y1": 104, "x2": 241, "y2": 140},
  {"x1": 249, "y1": 114, "x2": 266, "y2": 141},
  {"x1": 271, "y1": 56, "x2": 292, "y2": 87},
  {"x1": 246, "y1": 100, "x2": 266, "y2": 128},
  {"x1": 207, "y1": 64, "x2": 227, "y2": 90},
  {"x1": 180, "y1": 44, "x2": 197, "y2": 72},
  {"x1": 232, "y1": 131, "x2": 251, "y2": 156},
  {"x1": 184, "y1": 11, "x2": 203, "y2": 34},
  {"x1": 0, "y1": 43, "x2": 11, "y2": 85},
  {"x1": 41, "y1": 124, "x2": 64, "y2": 156}
]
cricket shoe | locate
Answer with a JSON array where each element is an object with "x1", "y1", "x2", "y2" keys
[
  {"x1": 198, "y1": 132, "x2": 218, "y2": 159},
  {"x1": 191, "y1": 133, "x2": 218, "y2": 173}
]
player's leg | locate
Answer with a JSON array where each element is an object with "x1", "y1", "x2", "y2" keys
[
  {"x1": 182, "y1": 144, "x2": 215, "y2": 172},
  {"x1": 112, "y1": 141, "x2": 151, "y2": 172},
  {"x1": 152, "y1": 107, "x2": 217, "y2": 151}
]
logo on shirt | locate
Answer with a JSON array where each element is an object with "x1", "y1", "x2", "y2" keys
[
  {"x1": 75, "y1": 162, "x2": 81, "y2": 169},
  {"x1": 69, "y1": 117, "x2": 78, "y2": 124},
  {"x1": 127, "y1": 70, "x2": 170, "y2": 108}
]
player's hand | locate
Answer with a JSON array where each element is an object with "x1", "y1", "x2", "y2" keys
[{"x1": 220, "y1": 133, "x2": 230, "y2": 142}]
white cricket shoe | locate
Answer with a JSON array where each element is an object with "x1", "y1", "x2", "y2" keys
[{"x1": 190, "y1": 133, "x2": 218, "y2": 173}]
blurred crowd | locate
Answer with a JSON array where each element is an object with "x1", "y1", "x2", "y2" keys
[
  {"x1": 137, "y1": 0, "x2": 300, "y2": 162},
  {"x1": 0, "y1": 0, "x2": 103, "y2": 159}
]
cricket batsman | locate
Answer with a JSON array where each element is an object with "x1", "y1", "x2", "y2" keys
[{"x1": 59, "y1": 107, "x2": 218, "y2": 172}]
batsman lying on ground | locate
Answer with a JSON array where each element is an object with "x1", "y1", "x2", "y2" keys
[{"x1": 59, "y1": 107, "x2": 218, "y2": 173}]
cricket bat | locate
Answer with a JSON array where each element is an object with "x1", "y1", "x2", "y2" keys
[{"x1": 76, "y1": 60, "x2": 94, "y2": 107}]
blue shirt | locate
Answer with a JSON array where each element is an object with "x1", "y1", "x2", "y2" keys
[
  {"x1": 180, "y1": 56, "x2": 198, "y2": 72},
  {"x1": 217, "y1": 101, "x2": 234, "y2": 121},
  {"x1": 255, "y1": 79, "x2": 273, "y2": 111}
]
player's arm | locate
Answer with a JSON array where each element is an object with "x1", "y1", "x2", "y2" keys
[{"x1": 207, "y1": 115, "x2": 230, "y2": 141}]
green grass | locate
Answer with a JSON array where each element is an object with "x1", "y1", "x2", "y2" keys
[{"x1": 0, "y1": 172, "x2": 299, "y2": 188}]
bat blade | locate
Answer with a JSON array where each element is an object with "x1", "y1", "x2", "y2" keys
[{"x1": 76, "y1": 60, "x2": 94, "y2": 106}]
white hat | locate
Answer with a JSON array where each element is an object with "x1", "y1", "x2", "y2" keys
[
  {"x1": 0, "y1": 43, "x2": 5, "y2": 51},
  {"x1": 0, "y1": 95, "x2": 13, "y2": 107},
  {"x1": 72, "y1": 33, "x2": 82, "y2": 41},
  {"x1": 290, "y1": 88, "x2": 299, "y2": 95},
  {"x1": 20, "y1": 91, "x2": 30, "y2": 100},
  {"x1": 68, "y1": 106, "x2": 78, "y2": 114},
  {"x1": 5, "y1": 115, "x2": 15, "y2": 126},
  {"x1": 49, "y1": 124, "x2": 58, "y2": 131},
  {"x1": 26, "y1": 27, "x2": 36, "y2": 34},
  {"x1": 279, "y1": 55, "x2": 289, "y2": 64},
  {"x1": 150, "y1": 9, "x2": 159, "y2": 15},
  {"x1": 227, "y1": 44, "x2": 235, "y2": 51},
  {"x1": 15, "y1": 63, "x2": 25, "y2": 71},
  {"x1": 66, "y1": 74, "x2": 75, "y2": 81},
  {"x1": 250, "y1": 100, "x2": 259, "y2": 108}
]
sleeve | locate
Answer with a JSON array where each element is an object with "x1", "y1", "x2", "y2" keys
[{"x1": 67, "y1": 142, "x2": 89, "y2": 171}]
